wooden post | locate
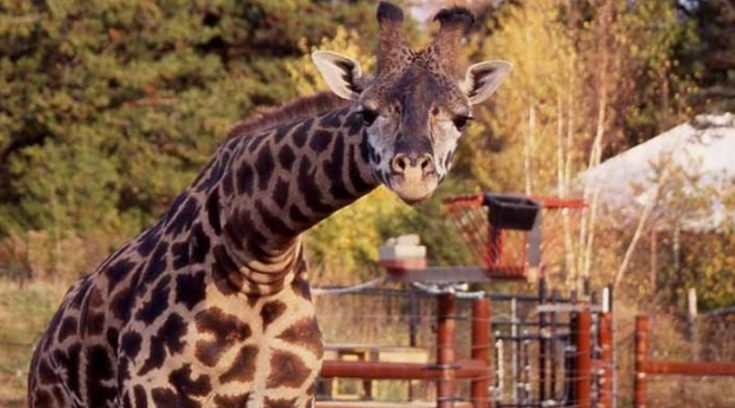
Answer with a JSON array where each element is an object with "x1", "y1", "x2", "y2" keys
[
  {"x1": 687, "y1": 288, "x2": 699, "y2": 361},
  {"x1": 598, "y1": 312, "x2": 613, "y2": 408},
  {"x1": 437, "y1": 293, "x2": 456, "y2": 408},
  {"x1": 634, "y1": 316, "x2": 648, "y2": 408},
  {"x1": 471, "y1": 298, "x2": 491, "y2": 408},
  {"x1": 575, "y1": 309, "x2": 592, "y2": 408}
]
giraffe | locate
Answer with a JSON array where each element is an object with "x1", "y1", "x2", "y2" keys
[{"x1": 27, "y1": 2, "x2": 511, "y2": 407}]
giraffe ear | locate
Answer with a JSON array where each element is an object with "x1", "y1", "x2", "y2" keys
[
  {"x1": 461, "y1": 60, "x2": 512, "y2": 105},
  {"x1": 311, "y1": 51, "x2": 364, "y2": 100}
]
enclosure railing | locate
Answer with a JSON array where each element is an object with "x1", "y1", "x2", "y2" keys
[
  {"x1": 315, "y1": 279, "x2": 615, "y2": 408},
  {"x1": 634, "y1": 315, "x2": 735, "y2": 407},
  {"x1": 319, "y1": 295, "x2": 492, "y2": 408}
]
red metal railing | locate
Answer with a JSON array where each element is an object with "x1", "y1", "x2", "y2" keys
[
  {"x1": 319, "y1": 289, "x2": 612, "y2": 406},
  {"x1": 634, "y1": 315, "x2": 735, "y2": 407},
  {"x1": 320, "y1": 296, "x2": 492, "y2": 408}
]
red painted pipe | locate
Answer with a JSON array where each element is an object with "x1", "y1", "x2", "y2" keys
[
  {"x1": 320, "y1": 359, "x2": 488, "y2": 380},
  {"x1": 642, "y1": 361, "x2": 735, "y2": 376},
  {"x1": 471, "y1": 298, "x2": 491, "y2": 408},
  {"x1": 634, "y1": 316, "x2": 648, "y2": 408},
  {"x1": 575, "y1": 310, "x2": 592, "y2": 408},
  {"x1": 437, "y1": 294, "x2": 456, "y2": 408}
]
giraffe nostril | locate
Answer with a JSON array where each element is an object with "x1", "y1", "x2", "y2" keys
[
  {"x1": 397, "y1": 158, "x2": 407, "y2": 170},
  {"x1": 419, "y1": 155, "x2": 433, "y2": 172},
  {"x1": 391, "y1": 155, "x2": 409, "y2": 174}
]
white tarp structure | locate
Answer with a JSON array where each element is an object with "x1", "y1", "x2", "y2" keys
[{"x1": 581, "y1": 113, "x2": 735, "y2": 231}]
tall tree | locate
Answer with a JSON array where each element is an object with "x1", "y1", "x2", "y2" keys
[
  {"x1": 457, "y1": 0, "x2": 699, "y2": 289},
  {"x1": 0, "y1": 0, "x2": 379, "y2": 232},
  {"x1": 0, "y1": 0, "x2": 377, "y2": 276},
  {"x1": 680, "y1": 0, "x2": 735, "y2": 112}
]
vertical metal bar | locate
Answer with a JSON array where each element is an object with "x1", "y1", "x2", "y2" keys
[
  {"x1": 472, "y1": 298, "x2": 491, "y2": 408},
  {"x1": 634, "y1": 316, "x2": 648, "y2": 408},
  {"x1": 538, "y1": 278, "x2": 547, "y2": 403},
  {"x1": 521, "y1": 335, "x2": 531, "y2": 404},
  {"x1": 438, "y1": 293, "x2": 456, "y2": 408},
  {"x1": 496, "y1": 338, "x2": 504, "y2": 403},
  {"x1": 409, "y1": 290, "x2": 419, "y2": 401},
  {"x1": 549, "y1": 290, "x2": 558, "y2": 402},
  {"x1": 409, "y1": 290, "x2": 419, "y2": 347},
  {"x1": 511, "y1": 298, "x2": 519, "y2": 405},
  {"x1": 598, "y1": 312, "x2": 613, "y2": 408},
  {"x1": 565, "y1": 290, "x2": 577, "y2": 406},
  {"x1": 575, "y1": 309, "x2": 592, "y2": 408}
]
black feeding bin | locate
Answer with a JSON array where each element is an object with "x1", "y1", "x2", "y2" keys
[{"x1": 482, "y1": 193, "x2": 540, "y2": 231}]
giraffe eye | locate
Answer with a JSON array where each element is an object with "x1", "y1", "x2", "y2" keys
[
  {"x1": 452, "y1": 115, "x2": 473, "y2": 131},
  {"x1": 359, "y1": 109, "x2": 379, "y2": 126}
]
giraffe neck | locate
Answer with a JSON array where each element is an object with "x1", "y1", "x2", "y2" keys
[{"x1": 188, "y1": 105, "x2": 378, "y2": 295}]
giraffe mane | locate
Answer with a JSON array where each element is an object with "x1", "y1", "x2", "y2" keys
[{"x1": 228, "y1": 91, "x2": 350, "y2": 138}]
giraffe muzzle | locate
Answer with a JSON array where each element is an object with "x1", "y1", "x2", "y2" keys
[{"x1": 389, "y1": 153, "x2": 439, "y2": 204}]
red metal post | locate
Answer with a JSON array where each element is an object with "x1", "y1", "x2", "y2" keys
[
  {"x1": 437, "y1": 293, "x2": 456, "y2": 408},
  {"x1": 471, "y1": 298, "x2": 491, "y2": 408},
  {"x1": 575, "y1": 310, "x2": 592, "y2": 408},
  {"x1": 634, "y1": 315, "x2": 648, "y2": 408},
  {"x1": 598, "y1": 312, "x2": 613, "y2": 408}
]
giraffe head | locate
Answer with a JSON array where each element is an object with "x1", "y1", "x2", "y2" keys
[{"x1": 312, "y1": 1, "x2": 511, "y2": 204}]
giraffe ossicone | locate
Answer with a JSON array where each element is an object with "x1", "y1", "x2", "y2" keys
[{"x1": 28, "y1": 2, "x2": 511, "y2": 407}]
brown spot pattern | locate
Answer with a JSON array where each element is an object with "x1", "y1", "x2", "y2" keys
[
  {"x1": 218, "y1": 345, "x2": 258, "y2": 384},
  {"x1": 260, "y1": 300, "x2": 287, "y2": 331},
  {"x1": 194, "y1": 308, "x2": 252, "y2": 367},
  {"x1": 266, "y1": 350, "x2": 311, "y2": 388},
  {"x1": 276, "y1": 317, "x2": 323, "y2": 358},
  {"x1": 213, "y1": 393, "x2": 250, "y2": 408}
]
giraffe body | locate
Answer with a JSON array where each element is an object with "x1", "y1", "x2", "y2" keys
[
  {"x1": 28, "y1": 103, "x2": 375, "y2": 407},
  {"x1": 28, "y1": 3, "x2": 512, "y2": 407}
]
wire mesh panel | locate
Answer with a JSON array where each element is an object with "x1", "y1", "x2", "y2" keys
[
  {"x1": 444, "y1": 193, "x2": 585, "y2": 281},
  {"x1": 314, "y1": 289, "x2": 477, "y2": 404}
]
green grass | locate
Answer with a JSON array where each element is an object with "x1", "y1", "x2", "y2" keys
[{"x1": 0, "y1": 279, "x2": 69, "y2": 407}]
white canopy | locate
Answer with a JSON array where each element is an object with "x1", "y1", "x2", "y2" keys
[{"x1": 581, "y1": 113, "x2": 735, "y2": 231}]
